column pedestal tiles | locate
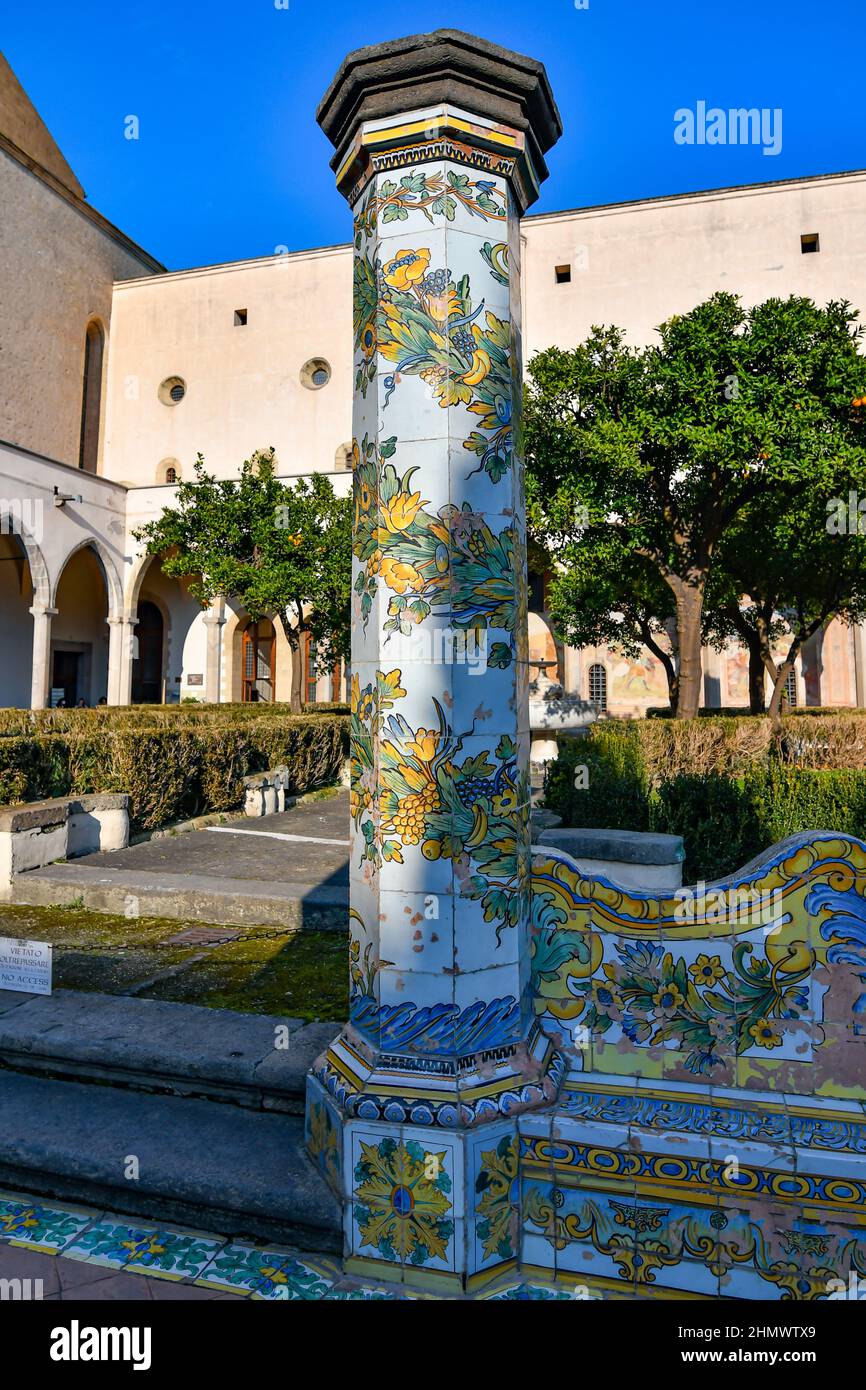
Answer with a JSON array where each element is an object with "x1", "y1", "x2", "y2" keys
[{"x1": 305, "y1": 30, "x2": 562, "y2": 1292}]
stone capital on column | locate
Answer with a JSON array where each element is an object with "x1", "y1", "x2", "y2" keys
[
  {"x1": 318, "y1": 28, "x2": 561, "y2": 213},
  {"x1": 202, "y1": 596, "x2": 227, "y2": 628}
]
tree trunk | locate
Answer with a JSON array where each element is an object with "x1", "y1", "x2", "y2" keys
[
  {"x1": 768, "y1": 645, "x2": 800, "y2": 723},
  {"x1": 289, "y1": 643, "x2": 304, "y2": 713},
  {"x1": 748, "y1": 643, "x2": 766, "y2": 715},
  {"x1": 280, "y1": 613, "x2": 304, "y2": 714},
  {"x1": 670, "y1": 581, "x2": 705, "y2": 719}
]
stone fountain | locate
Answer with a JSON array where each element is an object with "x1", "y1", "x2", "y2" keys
[{"x1": 528, "y1": 655, "x2": 595, "y2": 776}]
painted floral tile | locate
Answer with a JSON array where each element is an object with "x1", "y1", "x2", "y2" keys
[
  {"x1": 348, "y1": 1125, "x2": 458, "y2": 1275},
  {"x1": 196, "y1": 1241, "x2": 300, "y2": 1295},
  {"x1": 469, "y1": 1125, "x2": 520, "y2": 1276},
  {"x1": 62, "y1": 1218, "x2": 219, "y2": 1278},
  {"x1": 0, "y1": 1195, "x2": 92, "y2": 1252},
  {"x1": 482, "y1": 1281, "x2": 576, "y2": 1300},
  {"x1": 305, "y1": 1074, "x2": 343, "y2": 1196},
  {"x1": 250, "y1": 1255, "x2": 340, "y2": 1301},
  {"x1": 324, "y1": 1281, "x2": 402, "y2": 1300}
]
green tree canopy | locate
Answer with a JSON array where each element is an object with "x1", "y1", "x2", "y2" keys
[
  {"x1": 135, "y1": 450, "x2": 351, "y2": 711},
  {"x1": 525, "y1": 293, "x2": 866, "y2": 718},
  {"x1": 704, "y1": 484, "x2": 866, "y2": 717}
]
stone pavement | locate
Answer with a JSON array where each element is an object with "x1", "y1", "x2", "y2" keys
[
  {"x1": 9, "y1": 792, "x2": 351, "y2": 929},
  {"x1": 0, "y1": 1242, "x2": 243, "y2": 1300}
]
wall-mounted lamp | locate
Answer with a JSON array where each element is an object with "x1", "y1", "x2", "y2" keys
[{"x1": 53, "y1": 486, "x2": 83, "y2": 508}]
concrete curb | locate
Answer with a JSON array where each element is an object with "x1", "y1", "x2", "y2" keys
[
  {"x1": 8, "y1": 864, "x2": 349, "y2": 930},
  {"x1": 0, "y1": 988, "x2": 341, "y2": 1114},
  {"x1": 0, "y1": 1070, "x2": 342, "y2": 1252}
]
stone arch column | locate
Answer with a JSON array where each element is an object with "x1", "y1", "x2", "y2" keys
[
  {"x1": 1, "y1": 518, "x2": 53, "y2": 709},
  {"x1": 50, "y1": 540, "x2": 123, "y2": 707}
]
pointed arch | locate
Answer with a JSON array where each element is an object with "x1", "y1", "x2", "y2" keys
[
  {"x1": 4, "y1": 516, "x2": 50, "y2": 610},
  {"x1": 52, "y1": 538, "x2": 123, "y2": 621}
]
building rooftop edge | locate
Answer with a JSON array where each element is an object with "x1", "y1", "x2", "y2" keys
[
  {"x1": 0, "y1": 131, "x2": 165, "y2": 275},
  {"x1": 110, "y1": 164, "x2": 866, "y2": 288},
  {"x1": 524, "y1": 165, "x2": 866, "y2": 227}
]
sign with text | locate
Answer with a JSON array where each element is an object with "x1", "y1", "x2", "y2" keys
[{"x1": 0, "y1": 937, "x2": 52, "y2": 995}]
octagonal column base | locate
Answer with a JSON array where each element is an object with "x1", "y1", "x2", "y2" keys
[{"x1": 305, "y1": 1025, "x2": 566, "y2": 1291}]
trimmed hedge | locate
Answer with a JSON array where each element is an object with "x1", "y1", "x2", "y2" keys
[
  {"x1": 0, "y1": 702, "x2": 348, "y2": 738},
  {"x1": 545, "y1": 719, "x2": 866, "y2": 882},
  {"x1": 0, "y1": 709, "x2": 348, "y2": 833}
]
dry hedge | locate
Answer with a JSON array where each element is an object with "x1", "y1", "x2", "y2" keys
[
  {"x1": 0, "y1": 708, "x2": 348, "y2": 832},
  {"x1": 611, "y1": 711, "x2": 866, "y2": 782}
]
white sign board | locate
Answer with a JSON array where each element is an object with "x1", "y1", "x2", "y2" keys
[{"x1": 0, "y1": 937, "x2": 52, "y2": 995}]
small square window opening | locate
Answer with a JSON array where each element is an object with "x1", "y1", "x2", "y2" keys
[
  {"x1": 555, "y1": 264, "x2": 572, "y2": 284},
  {"x1": 234, "y1": 308, "x2": 248, "y2": 325},
  {"x1": 801, "y1": 234, "x2": 820, "y2": 255}
]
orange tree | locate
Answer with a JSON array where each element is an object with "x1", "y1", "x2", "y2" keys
[
  {"x1": 525, "y1": 294, "x2": 866, "y2": 718},
  {"x1": 135, "y1": 449, "x2": 351, "y2": 711}
]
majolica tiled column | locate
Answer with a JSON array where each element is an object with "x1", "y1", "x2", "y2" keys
[{"x1": 306, "y1": 30, "x2": 562, "y2": 1292}]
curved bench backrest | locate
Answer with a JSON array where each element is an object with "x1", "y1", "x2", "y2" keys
[{"x1": 531, "y1": 832, "x2": 866, "y2": 1101}]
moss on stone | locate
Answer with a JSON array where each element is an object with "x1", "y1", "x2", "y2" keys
[{"x1": 0, "y1": 902, "x2": 347, "y2": 1019}]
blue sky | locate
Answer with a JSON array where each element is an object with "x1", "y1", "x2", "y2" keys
[{"x1": 3, "y1": 0, "x2": 862, "y2": 270}]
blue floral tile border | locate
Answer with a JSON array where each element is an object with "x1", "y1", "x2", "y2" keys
[{"x1": 0, "y1": 1188, "x2": 578, "y2": 1301}]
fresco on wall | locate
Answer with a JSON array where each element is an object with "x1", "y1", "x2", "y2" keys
[{"x1": 610, "y1": 652, "x2": 669, "y2": 707}]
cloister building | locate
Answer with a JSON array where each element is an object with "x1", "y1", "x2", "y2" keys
[{"x1": 2, "y1": 50, "x2": 865, "y2": 714}]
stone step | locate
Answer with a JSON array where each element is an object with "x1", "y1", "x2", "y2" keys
[
  {"x1": 8, "y1": 863, "x2": 348, "y2": 931},
  {"x1": 0, "y1": 989, "x2": 340, "y2": 1115},
  {"x1": 0, "y1": 1070, "x2": 341, "y2": 1253}
]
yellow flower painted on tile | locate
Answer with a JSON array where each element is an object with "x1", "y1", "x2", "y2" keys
[
  {"x1": 689, "y1": 954, "x2": 726, "y2": 986},
  {"x1": 592, "y1": 979, "x2": 622, "y2": 1014},
  {"x1": 492, "y1": 783, "x2": 518, "y2": 816},
  {"x1": 376, "y1": 669, "x2": 407, "y2": 703},
  {"x1": 382, "y1": 248, "x2": 430, "y2": 290},
  {"x1": 354, "y1": 1137, "x2": 452, "y2": 1265},
  {"x1": 1, "y1": 1208, "x2": 38, "y2": 1233},
  {"x1": 407, "y1": 729, "x2": 438, "y2": 763},
  {"x1": 359, "y1": 320, "x2": 377, "y2": 360},
  {"x1": 380, "y1": 556, "x2": 424, "y2": 594},
  {"x1": 652, "y1": 983, "x2": 685, "y2": 1015},
  {"x1": 381, "y1": 489, "x2": 426, "y2": 534},
  {"x1": 748, "y1": 1017, "x2": 783, "y2": 1050}
]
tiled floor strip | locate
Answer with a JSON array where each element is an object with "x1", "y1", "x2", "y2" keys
[{"x1": 0, "y1": 1190, "x2": 574, "y2": 1300}]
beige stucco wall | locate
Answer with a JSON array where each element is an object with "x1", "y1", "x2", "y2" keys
[
  {"x1": 0, "y1": 149, "x2": 159, "y2": 470},
  {"x1": 521, "y1": 170, "x2": 866, "y2": 356},
  {"x1": 102, "y1": 172, "x2": 866, "y2": 491},
  {"x1": 105, "y1": 246, "x2": 353, "y2": 487}
]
